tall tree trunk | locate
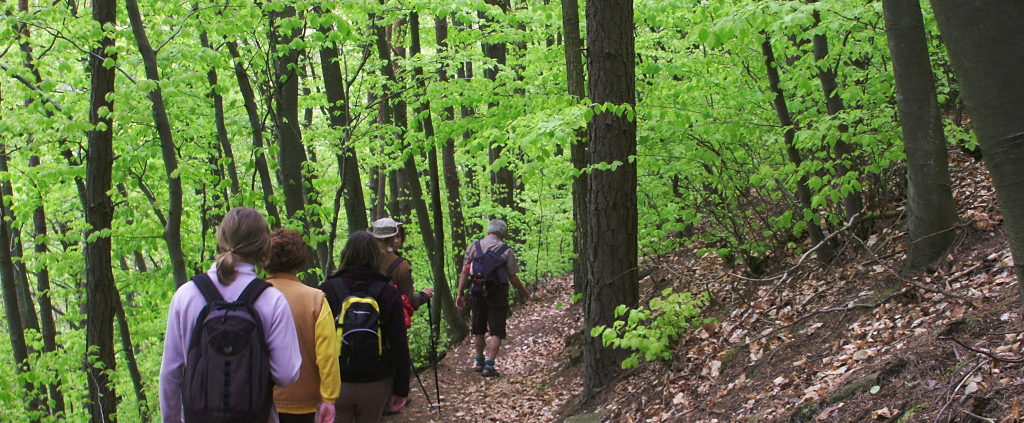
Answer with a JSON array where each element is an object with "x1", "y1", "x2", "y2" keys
[
  {"x1": 199, "y1": 32, "x2": 241, "y2": 200},
  {"x1": 0, "y1": 145, "x2": 41, "y2": 339},
  {"x1": 113, "y1": 280, "x2": 150, "y2": 422},
  {"x1": 481, "y1": 0, "x2": 517, "y2": 219},
  {"x1": 15, "y1": 5, "x2": 70, "y2": 410},
  {"x1": 929, "y1": 0, "x2": 1024, "y2": 299},
  {"x1": 810, "y1": 5, "x2": 863, "y2": 222},
  {"x1": 411, "y1": 12, "x2": 468, "y2": 342},
  {"x1": 561, "y1": 0, "x2": 588, "y2": 294},
  {"x1": 315, "y1": 9, "x2": 369, "y2": 233},
  {"x1": 762, "y1": 35, "x2": 835, "y2": 263},
  {"x1": 84, "y1": 0, "x2": 118, "y2": 419},
  {"x1": 29, "y1": 157, "x2": 65, "y2": 416},
  {"x1": 269, "y1": 7, "x2": 310, "y2": 220},
  {"x1": 883, "y1": 0, "x2": 958, "y2": 270},
  {"x1": 125, "y1": 0, "x2": 188, "y2": 286},
  {"x1": 583, "y1": 0, "x2": 639, "y2": 397},
  {"x1": 0, "y1": 126, "x2": 38, "y2": 422},
  {"x1": 436, "y1": 16, "x2": 470, "y2": 291},
  {"x1": 454, "y1": 16, "x2": 483, "y2": 238},
  {"x1": 226, "y1": 41, "x2": 281, "y2": 226}
]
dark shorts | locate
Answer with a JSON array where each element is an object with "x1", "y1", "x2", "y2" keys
[{"x1": 469, "y1": 283, "x2": 509, "y2": 339}]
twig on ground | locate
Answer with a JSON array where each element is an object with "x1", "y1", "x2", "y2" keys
[
  {"x1": 935, "y1": 358, "x2": 987, "y2": 423},
  {"x1": 960, "y1": 410, "x2": 995, "y2": 423},
  {"x1": 849, "y1": 233, "x2": 976, "y2": 306},
  {"x1": 939, "y1": 336, "x2": 1024, "y2": 363}
]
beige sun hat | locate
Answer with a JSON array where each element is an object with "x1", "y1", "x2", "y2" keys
[{"x1": 368, "y1": 217, "x2": 403, "y2": 238}]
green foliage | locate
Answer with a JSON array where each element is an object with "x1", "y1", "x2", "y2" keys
[{"x1": 590, "y1": 289, "x2": 713, "y2": 369}]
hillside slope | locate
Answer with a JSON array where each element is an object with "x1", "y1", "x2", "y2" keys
[{"x1": 388, "y1": 151, "x2": 1023, "y2": 423}]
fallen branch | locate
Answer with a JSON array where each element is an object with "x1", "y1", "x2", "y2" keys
[{"x1": 939, "y1": 336, "x2": 1024, "y2": 363}]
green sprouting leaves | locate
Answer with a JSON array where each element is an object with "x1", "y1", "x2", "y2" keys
[{"x1": 591, "y1": 289, "x2": 713, "y2": 369}]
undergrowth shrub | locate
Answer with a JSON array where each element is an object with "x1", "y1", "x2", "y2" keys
[{"x1": 591, "y1": 289, "x2": 714, "y2": 369}]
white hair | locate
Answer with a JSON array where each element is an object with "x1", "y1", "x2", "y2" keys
[{"x1": 488, "y1": 219, "x2": 508, "y2": 236}]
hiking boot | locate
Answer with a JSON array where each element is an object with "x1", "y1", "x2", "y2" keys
[
  {"x1": 481, "y1": 366, "x2": 500, "y2": 377},
  {"x1": 473, "y1": 361, "x2": 484, "y2": 372}
]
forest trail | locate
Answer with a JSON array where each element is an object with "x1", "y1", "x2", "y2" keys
[
  {"x1": 386, "y1": 275, "x2": 584, "y2": 423},
  {"x1": 385, "y1": 150, "x2": 1024, "y2": 423}
]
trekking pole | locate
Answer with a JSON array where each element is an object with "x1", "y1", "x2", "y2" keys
[
  {"x1": 427, "y1": 298, "x2": 441, "y2": 414},
  {"x1": 412, "y1": 363, "x2": 433, "y2": 408}
]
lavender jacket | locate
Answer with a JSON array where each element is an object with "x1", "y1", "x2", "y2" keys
[{"x1": 159, "y1": 263, "x2": 302, "y2": 423}]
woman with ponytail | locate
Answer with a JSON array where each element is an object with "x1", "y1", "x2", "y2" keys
[{"x1": 160, "y1": 207, "x2": 302, "y2": 423}]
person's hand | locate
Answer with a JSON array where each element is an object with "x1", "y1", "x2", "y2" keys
[
  {"x1": 388, "y1": 395, "x2": 408, "y2": 413},
  {"x1": 518, "y1": 287, "x2": 530, "y2": 302},
  {"x1": 456, "y1": 294, "x2": 465, "y2": 310},
  {"x1": 317, "y1": 401, "x2": 336, "y2": 423},
  {"x1": 422, "y1": 287, "x2": 434, "y2": 298}
]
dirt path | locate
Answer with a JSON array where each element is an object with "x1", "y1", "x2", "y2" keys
[{"x1": 384, "y1": 275, "x2": 583, "y2": 423}]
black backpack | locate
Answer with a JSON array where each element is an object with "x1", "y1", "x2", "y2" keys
[
  {"x1": 182, "y1": 274, "x2": 273, "y2": 423},
  {"x1": 331, "y1": 278, "x2": 388, "y2": 377},
  {"x1": 467, "y1": 241, "x2": 510, "y2": 296}
]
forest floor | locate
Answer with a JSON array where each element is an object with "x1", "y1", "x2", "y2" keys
[{"x1": 385, "y1": 150, "x2": 1024, "y2": 423}]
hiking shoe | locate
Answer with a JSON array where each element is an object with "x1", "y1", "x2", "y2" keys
[
  {"x1": 473, "y1": 360, "x2": 485, "y2": 372},
  {"x1": 481, "y1": 366, "x2": 499, "y2": 377}
]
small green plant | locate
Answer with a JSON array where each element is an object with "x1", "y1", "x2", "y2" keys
[{"x1": 590, "y1": 288, "x2": 713, "y2": 369}]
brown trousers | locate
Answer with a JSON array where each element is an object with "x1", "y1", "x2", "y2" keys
[{"x1": 334, "y1": 378, "x2": 391, "y2": 423}]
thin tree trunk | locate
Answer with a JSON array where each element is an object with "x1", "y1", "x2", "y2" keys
[
  {"x1": 0, "y1": 145, "x2": 41, "y2": 339},
  {"x1": 411, "y1": 12, "x2": 468, "y2": 342},
  {"x1": 126, "y1": 0, "x2": 188, "y2": 285},
  {"x1": 561, "y1": 0, "x2": 588, "y2": 294},
  {"x1": 226, "y1": 41, "x2": 281, "y2": 226},
  {"x1": 583, "y1": 0, "x2": 639, "y2": 397},
  {"x1": 0, "y1": 125, "x2": 38, "y2": 422},
  {"x1": 315, "y1": 8, "x2": 369, "y2": 233},
  {"x1": 810, "y1": 5, "x2": 863, "y2": 222},
  {"x1": 199, "y1": 32, "x2": 240, "y2": 199},
  {"x1": 883, "y1": 0, "x2": 958, "y2": 270},
  {"x1": 114, "y1": 283, "x2": 150, "y2": 422},
  {"x1": 481, "y1": 0, "x2": 517, "y2": 218},
  {"x1": 84, "y1": 0, "x2": 118, "y2": 418},
  {"x1": 761, "y1": 35, "x2": 835, "y2": 263},
  {"x1": 436, "y1": 16, "x2": 470, "y2": 294},
  {"x1": 929, "y1": 0, "x2": 1024, "y2": 298}
]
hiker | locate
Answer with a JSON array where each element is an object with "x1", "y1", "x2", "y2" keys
[
  {"x1": 319, "y1": 231, "x2": 411, "y2": 423},
  {"x1": 265, "y1": 229, "x2": 340, "y2": 423},
  {"x1": 368, "y1": 217, "x2": 433, "y2": 415},
  {"x1": 159, "y1": 206, "x2": 301, "y2": 423},
  {"x1": 455, "y1": 219, "x2": 530, "y2": 377}
]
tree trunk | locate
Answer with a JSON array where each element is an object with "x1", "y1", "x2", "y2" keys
[
  {"x1": 762, "y1": 35, "x2": 835, "y2": 263},
  {"x1": 882, "y1": 0, "x2": 958, "y2": 270},
  {"x1": 928, "y1": 0, "x2": 1024, "y2": 299},
  {"x1": 226, "y1": 41, "x2": 281, "y2": 227},
  {"x1": 583, "y1": 0, "x2": 639, "y2": 397},
  {"x1": 561, "y1": 0, "x2": 588, "y2": 294},
  {"x1": 315, "y1": 9, "x2": 368, "y2": 234},
  {"x1": 29, "y1": 157, "x2": 65, "y2": 416},
  {"x1": 411, "y1": 12, "x2": 468, "y2": 343},
  {"x1": 199, "y1": 32, "x2": 240, "y2": 200},
  {"x1": 810, "y1": 5, "x2": 863, "y2": 222},
  {"x1": 84, "y1": 0, "x2": 118, "y2": 419},
  {"x1": 0, "y1": 134, "x2": 38, "y2": 422},
  {"x1": 114, "y1": 283, "x2": 150, "y2": 422},
  {"x1": 481, "y1": 0, "x2": 517, "y2": 220},
  {"x1": 126, "y1": 0, "x2": 188, "y2": 286},
  {"x1": 0, "y1": 145, "x2": 41, "y2": 340}
]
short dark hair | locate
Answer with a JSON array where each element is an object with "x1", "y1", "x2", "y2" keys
[
  {"x1": 339, "y1": 231, "x2": 382, "y2": 271},
  {"x1": 265, "y1": 229, "x2": 308, "y2": 274}
]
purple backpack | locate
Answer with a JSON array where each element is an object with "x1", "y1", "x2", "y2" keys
[
  {"x1": 468, "y1": 241, "x2": 510, "y2": 296},
  {"x1": 182, "y1": 274, "x2": 273, "y2": 423}
]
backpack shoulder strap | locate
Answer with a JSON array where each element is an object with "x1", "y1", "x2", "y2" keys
[
  {"x1": 494, "y1": 243, "x2": 510, "y2": 256},
  {"x1": 368, "y1": 279, "x2": 387, "y2": 299},
  {"x1": 385, "y1": 257, "x2": 406, "y2": 277},
  {"x1": 236, "y1": 278, "x2": 271, "y2": 305},
  {"x1": 191, "y1": 273, "x2": 224, "y2": 303},
  {"x1": 472, "y1": 241, "x2": 483, "y2": 257}
]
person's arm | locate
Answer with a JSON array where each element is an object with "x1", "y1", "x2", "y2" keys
[
  {"x1": 508, "y1": 273, "x2": 529, "y2": 301},
  {"x1": 312, "y1": 297, "x2": 339, "y2": 422},
  {"x1": 313, "y1": 297, "x2": 340, "y2": 405},
  {"x1": 383, "y1": 286, "x2": 411, "y2": 398},
  {"x1": 265, "y1": 291, "x2": 302, "y2": 387},
  {"x1": 455, "y1": 264, "x2": 470, "y2": 310},
  {"x1": 393, "y1": 264, "x2": 420, "y2": 310},
  {"x1": 159, "y1": 291, "x2": 188, "y2": 423}
]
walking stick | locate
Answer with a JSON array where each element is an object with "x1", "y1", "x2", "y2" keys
[{"x1": 427, "y1": 298, "x2": 441, "y2": 414}]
